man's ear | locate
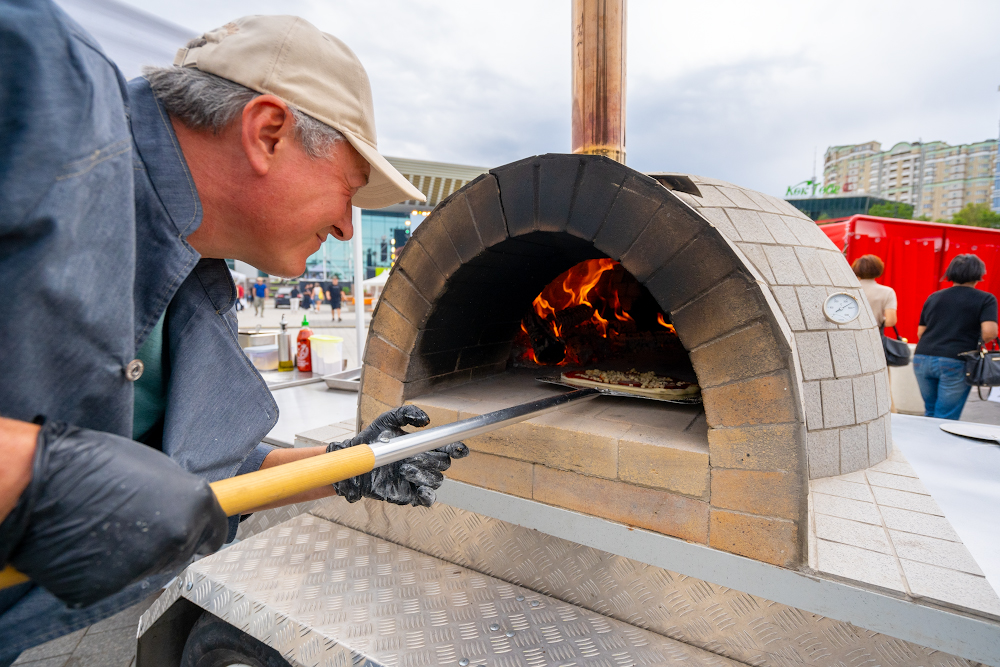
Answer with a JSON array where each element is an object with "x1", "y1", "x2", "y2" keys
[{"x1": 241, "y1": 95, "x2": 295, "y2": 176}]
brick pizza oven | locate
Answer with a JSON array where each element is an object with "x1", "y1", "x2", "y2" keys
[{"x1": 358, "y1": 153, "x2": 891, "y2": 569}]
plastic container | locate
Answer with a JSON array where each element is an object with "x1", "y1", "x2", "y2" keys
[
  {"x1": 244, "y1": 344, "x2": 279, "y2": 371},
  {"x1": 308, "y1": 335, "x2": 343, "y2": 375}
]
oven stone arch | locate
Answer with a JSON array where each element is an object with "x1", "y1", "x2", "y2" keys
[{"x1": 359, "y1": 153, "x2": 890, "y2": 568}]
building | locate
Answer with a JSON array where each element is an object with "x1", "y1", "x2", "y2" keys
[
  {"x1": 303, "y1": 157, "x2": 488, "y2": 280},
  {"x1": 822, "y1": 139, "x2": 998, "y2": 220},
  {"x1": 785, "y1": 194, "x2": 892, "y2": 221}
]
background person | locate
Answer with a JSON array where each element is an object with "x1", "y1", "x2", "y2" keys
[
  {"x1": 329, "y1": 276, "x2": 343, "y2": 321},
  {"x1": 312, "y1": 283, "x2": 324, "y2": 312},
  {"x1": 852, "y1": 254, "x2": 897, "y2": 328},
  {"x1": 253, "y1": 277, "x2": 268, "y2": 317},
  {"x1": 290, "y1": 284, "x2": 301, "y2": 311},
  {"x1": 913, "y1": 254, "x2": 999, "y2": 420}
]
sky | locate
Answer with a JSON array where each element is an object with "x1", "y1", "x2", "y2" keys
[{"x1": 88, "y1": 0, "x2": 1000, "y2": 198}]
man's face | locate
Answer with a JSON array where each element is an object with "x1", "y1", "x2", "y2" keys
[{"x1": 241, "y1": 139, "x2": 370, "y2": 277}]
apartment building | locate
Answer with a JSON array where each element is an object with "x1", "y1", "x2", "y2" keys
[{"x1": 823, "y1": 139, "x2": 998, "y2": 220}]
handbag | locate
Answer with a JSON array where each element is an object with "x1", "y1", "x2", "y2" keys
[
  {"x1": 958, "y1": 338, "x2": 1000, "y2": 387},
  {"x1": 881, "y1": 327, "x2": 911, "y2": 367}
]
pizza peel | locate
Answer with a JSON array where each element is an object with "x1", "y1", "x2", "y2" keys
[
  {"x1": 536, "y1": 376, "x2": 702, "y2": 405},
  {"x1": 939, "y1": 422, "x2": 1000, "y2": 445}
]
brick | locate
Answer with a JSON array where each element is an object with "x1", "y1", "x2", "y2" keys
[
  {"x1": 746, "y1": 190, "x2": 787, "y2": 216},
  {"x1": 828, "y1": 330, "x2": 863, "y2": 377},
  {"x1": 870, "y1": 328, "x2": 888, "y2": 370},
  {"x1": 757, "y1": 211, "x2": 799, "y2": 244},
  {"x1": 370, "y1": 301, "x2": 419, "y2": 352},
  {"x1": 358, "y1": 393, "x2": 393, "y2": 431},
  {"x1": 702, "y1": 371, "x2": 797, "y2": 428},
  {"x1": 566, "y1": 156, "x2": 627, "y2": 241},
  {"x1": 794, "y1": 246, "x2": 833, "y2": 286},
  {"x1": 534, "y1": 465, "x2": 709, "y2": 543},
  {"x1": 840, "y1": 424, "x2": 869, "y2": 473},
  {"x1": 671, "y1": 275, "x2": 766, "y2": 350},
  {"x1": 771, "y1": 286, "x2": 806, "y2": 331},
  {"x1": 707, "y1": 423, "x2": 803, "y2": 471},
  {"x1": 405, "y1": 399, "x2": 459, "y2": 429},
  {"x1": 821, "y1": 378, "x2": 855, "y2": 428},
  {"x1": 691, "y1": 184, "x2": 736, "y2": 208},
  {"x1": 763, "y1": 245, "x2": 809, "y2": 285},
  {"x1": 726, "y1": 208, "x2": 775, "y2": 244},
  {"x1": 414, "y1": 210, "x2": 463, "y2": 278},
  {"x1": 690, "y1": 321, "x2": 787, "y2": 388},
  {"x1": 619, "y1": 433, "x2": 709, "y2": 499},
  {"x1": 874, "y1": 369, "x2": 891, "y2": 416},
  {"x1": 361, "y1": 364, "x2": 404, "y2": 407},
  {"x1": 446, "y1": 451, "x2": 534, "y2": 499},
  {"x1": 802, "y1": 381, "x2": 822, "y2": 430},
  {"x1": 537, "y1": 154, "x2": 582, "y2": 232},
  {"x1": 462, "y1": 418, "x2": 621, "y2": 479},
  {"x1": 407, "y1": 348, "x2": 459, "y2": 381},
  {"x1": 818, "y1": 250, "x2": 856, "y2": 287},
  {"x1": 782, "y1": 215, "x2": 835, "y2": 250},
  {"x1": 364, "y1": 334, "x2": 409, "y2": 382},
  {"x1": 384, "y1": 266, "x2": 433, "y2": 327},
  {"x1": 856, "y1": 330, "x2": 880, "y2": 374},
  {"x1": 620, "y1": 202, "x2": 703, "y2": 282},
  {"x1": 868, "y1": 415, "x2": 888, "y2": 464},
  {"x1": 465, "y1": 173, "x2": 508, "y2": 247},
  {"x1": 709, "y1": 510, "x2": 799, "y2": 567},
  {"x1": 795, "y1": 332, "x2": 834, "y2": 380},
  {"x1": 644, "y1": 234, "x2": 739, "y2": 313},
  {"x1": 711, "y1": 469, "x2": 802, "y2": 521},
  {"x1": 796, "y1": 286, "x2": 836, "y2": 330},
  {"x1": 717, "y1": 186, "x2": 759, "y2": 209},
  {"x1": 697, "y1": 207, "x2": 740, "y2": 240},
  {"x1": 594, "y1": 173, "x2": 665, "y2": 259},
  {"x1": 853, "y1": 375, "x2": 878, "y2": 423},
  {"x1": 401, "y1": 368, "x2": 473, "y2": 400},
  {"x1": 491, "y1": 156, "x2": 536, "y2": 237},
  {"x1": 807, "y1": 429, "x2": 840, "y2": 478},
  {"x1": 735, "y1": 243, "x2": 775, "y2": 283},
  {"x1": 435, "y1": 192, "x2": 485, "y2": 264}
]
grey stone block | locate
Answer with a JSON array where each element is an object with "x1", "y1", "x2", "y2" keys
[
  {"x1": 807, "y1": 429, "x2": 840, "y2": 477},
  {"x1": 697, "y1": 206, "x2": 740, "y2": 240},
  {"x1": 870, "y1": 328, "x2": 888, "y2": 370},
  {"x1": 853, "y1": 375, "x2": 878, "y2": 423},
  {"x1": 868, "y1": 415, "x2": 888, "y2": 464},
  {"x1": 821, "y1": 378, "x2": 855, "y2": 428},
  {"x1": 855, "y1": 330, "x2": 879, "y2": 374},
  {"x1": 726, "y1": 208, "x2": 774, "y2": 243},
  {"x1": 818, "y1": 250, "x2": 855, "y2": 287},
  {"x1": 717, "y1": 186, "x2": 760, "y2": 209},
  {"x1": 763, "y1": 245, "x2": 809, "y2": 285},
  {"x1": 885, "y1": 411, "x2": 894, "y2": 453},
  {"x1": 747, "y1": 191, "x2": 789, "y2": 216},
  {"x1": 781, "y1": 215, "x2": 827, "y2": 247},
  {"x1": 796, "y1": 286, "x2": 836, "y2": 330},
  {"x1": 874, "y1": 369, "x2": 891, "y2": 415},
  {"x1": 796, "y1": 332, "x2": 835, "y2": 380},
  {"x1": 694, "y1": 185, "x2": 737, "y2": 208},
  {"x1": 802, "y1": 380, "x2": 823, "y2": 430},
  {"x1": 840, "y1": 424, "x2": 869, "y2": 473},
  {"x1": 773, "y1": 196, "x2": 809, "y2": 217},
  {"x1": 756, "y1": 211, "x2": 799, "y2": 244},
  {"x1": 673, "y1": 191, "x2": 700, "y2": 208},
  {"x1": 794, "y1": 246, "x2": 833, "y2": 286},
  {"x1": 829, "y1": 330, "x2": 863, "y2": 377},
  {"x1": 771, "y1": 286, "x2": 806, "y2": 331},
  {"x1": 735, "y1": 243, "x2": 775, "y2": 283}
]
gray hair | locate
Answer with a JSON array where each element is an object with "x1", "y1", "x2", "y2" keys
[{"x1": 143, "y1": 66, "x2": 344, "y2": 159}]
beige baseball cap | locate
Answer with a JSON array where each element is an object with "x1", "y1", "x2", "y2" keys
[{"x1": 173, "y1": 15, "x2": 425, "y2": 210}]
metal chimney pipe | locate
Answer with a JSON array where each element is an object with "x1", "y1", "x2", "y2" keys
[{"x1": 571, "y1": 0, "x2": 627, "y2": 164}]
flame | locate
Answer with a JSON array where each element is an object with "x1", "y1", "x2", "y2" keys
[{"x1": 656, "y1": 313, "x2": 675, "y2": 333}]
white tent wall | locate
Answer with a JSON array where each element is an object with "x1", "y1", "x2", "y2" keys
[{"x1": 56, "y1": 0, "x2": 195, "y2": 79}]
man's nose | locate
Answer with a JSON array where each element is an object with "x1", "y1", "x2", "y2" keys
[{"x1": 335, "y1": 210, "x2": 354, "y2": 241}]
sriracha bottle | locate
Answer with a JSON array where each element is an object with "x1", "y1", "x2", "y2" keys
[{"x1": 296, "y1": 315, "x2": 314, "y2": 372}]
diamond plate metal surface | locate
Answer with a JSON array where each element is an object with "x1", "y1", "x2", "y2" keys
[
  {"x1": 309, "y1": 497, "x2": 978, "y2": 667},
  {"x1": 176, "y1": 513, "x2": 747, "y2": 667}
]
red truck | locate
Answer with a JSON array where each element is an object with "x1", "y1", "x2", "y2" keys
[{"x1": 819, "y1": 215, "x2": 1000, "y2": 341}]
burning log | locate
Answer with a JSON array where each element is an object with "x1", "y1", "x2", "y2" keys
[{"x1": 522, "y1": 309, "x2": 566, "y2": 365}]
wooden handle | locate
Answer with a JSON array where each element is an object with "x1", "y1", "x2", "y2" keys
[{"x1": 0, "y1": 444, "x2": 377, "y2": 591}]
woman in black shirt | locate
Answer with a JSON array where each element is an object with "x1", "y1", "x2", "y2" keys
[{"x1": 913, "y1": 254, "x2": 999, "y2": 419}]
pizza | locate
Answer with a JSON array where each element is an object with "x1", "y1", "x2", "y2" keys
[{"x1": 560, "y1": 369, "x2": 700, "y2": 398}]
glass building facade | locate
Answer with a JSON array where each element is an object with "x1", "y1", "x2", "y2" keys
[{"x1": 302, "y1": 210, "x2": 426, "y2": 281}]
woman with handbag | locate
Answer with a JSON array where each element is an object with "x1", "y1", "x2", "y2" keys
[
  {"x1": 913, "y1": 254, "x2": 998, "y2": 420},
  {"x1": 853, "y1": 254, "x2": 909, "y2": 368}
]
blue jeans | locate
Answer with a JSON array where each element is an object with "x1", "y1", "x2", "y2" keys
[{"x1": 912, "y1": 354, "x2": 971, "y2": 420}]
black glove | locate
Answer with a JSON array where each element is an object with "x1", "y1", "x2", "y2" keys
[
  {"x1": 327, "y1": 405, "x2": 469, "y2": 507},
  {"x1": 0, "y1": 421, "x2": 228, "y2": 608}
]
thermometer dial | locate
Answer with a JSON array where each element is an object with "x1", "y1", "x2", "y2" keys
[{"x1": 823, "y1": 292, "x2": 860, "y2": 324}]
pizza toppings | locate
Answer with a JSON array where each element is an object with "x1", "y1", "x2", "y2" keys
[{"x1": 560, "y1": 368, "x2": 700, "y2": 397}]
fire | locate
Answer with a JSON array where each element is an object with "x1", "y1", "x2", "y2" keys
[
  {"x1": 657, "y1": 313, "x2": 675, "y2": 333},
  {"x1": 518, "y1": 259, "x2": 672, "y2": 366}
]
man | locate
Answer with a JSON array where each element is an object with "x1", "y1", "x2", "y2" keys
[
  {"x1": 253, "y1": 277, "x2": 269, "y2": 317},
  {"x1": 0, "y1": 4, "x2": 464, "y2": 662},
  {"x1": 330, "y1": 276, "x2": 344, "y2": 322}
]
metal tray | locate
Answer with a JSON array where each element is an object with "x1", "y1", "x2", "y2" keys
[
  {"x1": 536, "y1": 375, "x2": 702, "y2": 405},
  {"x1": 323, "y1": 366, "x2": 362, "y2": 392}
]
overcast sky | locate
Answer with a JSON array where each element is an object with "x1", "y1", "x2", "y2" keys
[{"x1": 107, "y1": 0, "x2": 1000, "y2": 198}]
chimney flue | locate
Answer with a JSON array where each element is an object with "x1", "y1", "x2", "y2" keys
[{"x1": 571, "y1": 0, "x2": 627, "y2": 164}]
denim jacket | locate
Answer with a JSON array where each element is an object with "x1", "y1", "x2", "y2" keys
[{"x1": 0, "y1": 0, "x2": 276, "y2": 501}]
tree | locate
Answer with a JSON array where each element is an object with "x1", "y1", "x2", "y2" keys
[
  {"x1": 950, "y1": 203, "x2": 1000, "y2": 229},
  {"x1": 867, "y1": 202, "x2": 914, "y2": 219}
]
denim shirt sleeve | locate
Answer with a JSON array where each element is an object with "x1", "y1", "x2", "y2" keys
[{"x1": 236, "y1": 443, "x2": 277, "y2": 476}]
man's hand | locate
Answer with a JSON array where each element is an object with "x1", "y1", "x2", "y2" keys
[
  {"x1": 0, "y1": 421, "x2": 228, "y2": 608},
  {"x1": 328, "y1": 405, "x2": 469, "y2": 507}
]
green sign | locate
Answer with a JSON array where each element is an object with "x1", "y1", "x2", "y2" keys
[{"x1": 786, "y1": 179, "x2": 840, "y2": 198}]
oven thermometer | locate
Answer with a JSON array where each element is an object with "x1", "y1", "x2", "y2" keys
[{"x1": 823, "y1": 292, "x2": 860, "y2": 324}]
